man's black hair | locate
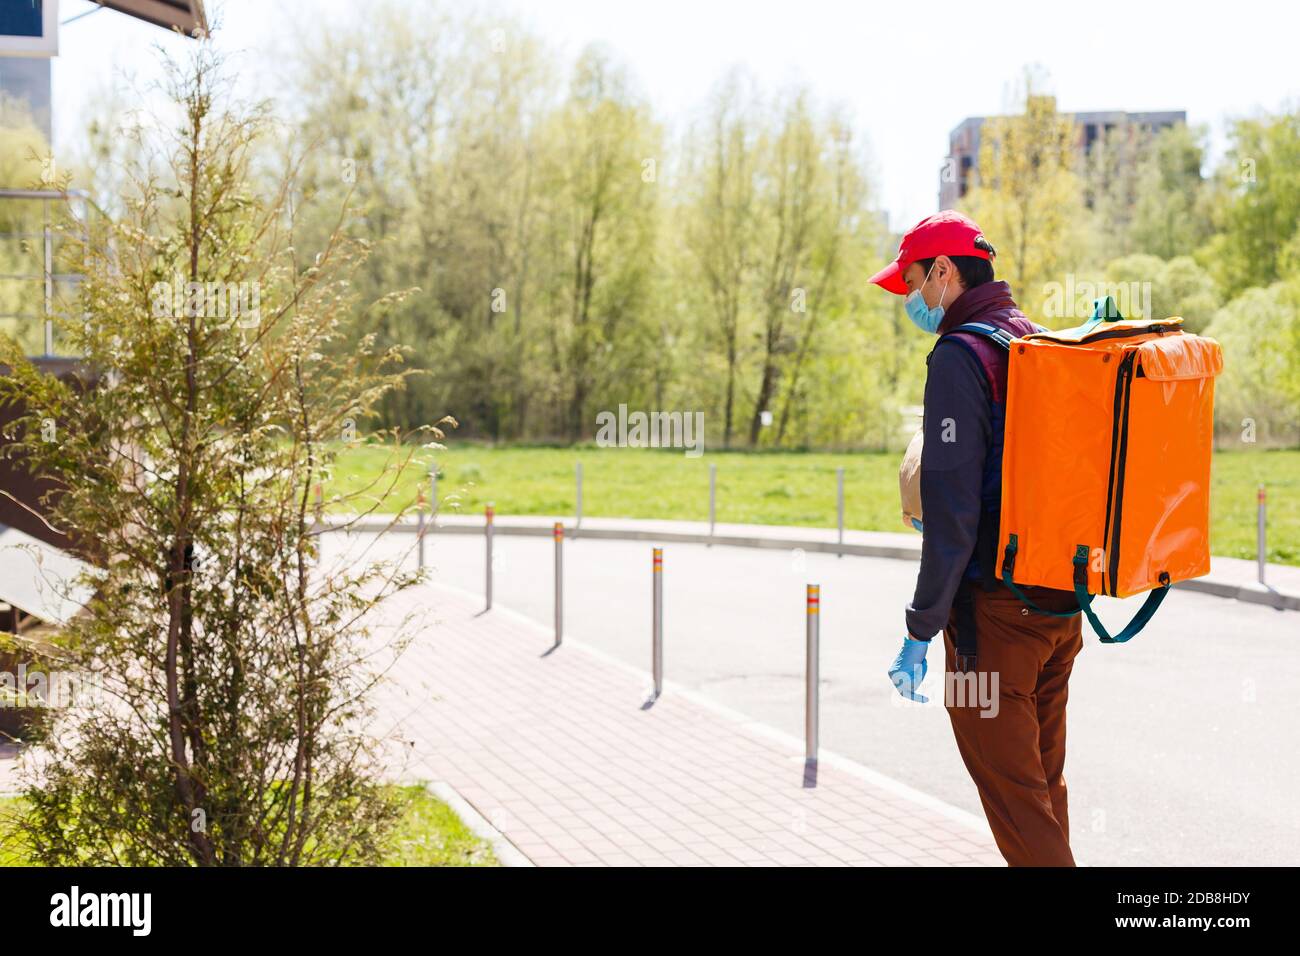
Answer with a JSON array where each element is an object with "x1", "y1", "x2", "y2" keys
[{"x1": 915, "y1": 235, "x2": 997, "y2": 289}]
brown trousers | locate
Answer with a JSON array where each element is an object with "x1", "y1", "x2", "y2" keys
[{"x1": 941, "y1": 580, "x2": 1084, "y2": 867}]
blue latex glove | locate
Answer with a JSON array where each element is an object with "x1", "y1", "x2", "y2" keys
[
  {"x1": 910, "y1": 517, "x2": 923, "y2": 533},
  {"x1": 888, "y1": 636, "x2": 930, "y2": 703}
]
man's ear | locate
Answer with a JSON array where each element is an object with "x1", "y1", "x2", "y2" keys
[{"x1": 933, "y1": 254, "x2": 954, "y2": 283}]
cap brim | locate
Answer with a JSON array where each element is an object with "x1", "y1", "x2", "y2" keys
[{"x1": 869, "y1": 259, "x2": 910, "y2": 295}]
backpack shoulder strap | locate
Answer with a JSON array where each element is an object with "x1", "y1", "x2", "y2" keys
[
  {"x1": 930, "y1": 324, "x2": 996, "y2": 401},
  {"x1": 947, "y1": 321, "x2": 1016, "y2": 350}
]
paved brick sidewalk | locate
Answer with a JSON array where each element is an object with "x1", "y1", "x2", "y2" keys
[{"x1": 374, "y1": 581, "x2": 1006, "y2": 867}]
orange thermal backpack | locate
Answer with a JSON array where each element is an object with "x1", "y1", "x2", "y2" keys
[{"x1": 996, "y1": 296, "x2": 1224, "y2": 643}]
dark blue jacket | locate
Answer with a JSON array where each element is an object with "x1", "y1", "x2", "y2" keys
[{"x1": 904, "y1": 281, "x2": 1040, "y2": 641}]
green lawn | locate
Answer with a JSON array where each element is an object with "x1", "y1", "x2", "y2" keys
[
  {"x1": 383, "y1": 785, "x2": 499, "y2": 867},
  {"x1": 0, "y1": 784, "x2": 499, "y2": 867},
  {"x1": 325, "y1": 442, "x2": 1300, "y2": 566}
]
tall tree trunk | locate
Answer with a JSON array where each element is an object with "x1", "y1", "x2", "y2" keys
[{"x1": 170, "y1": 80, "x2": 215, "y2": 866}]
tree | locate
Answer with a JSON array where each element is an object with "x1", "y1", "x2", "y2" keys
[
  {"x1": 289, "y1": 3, "x2": 553, "y2": 439},
  {"x1": 0, "y1": 41, "x2": 443, "y2": 865},
  {"x1": 961, "y1": 71, "x2": 1089, "y2": 320},
  {"x1": 1102, "y1": 253, "x2": 1221, "y2": 332},
  {"x1": 290, "y1": 7, "x2": 665, "y2": 444},
  {"x1": 770, "y1": 112, "x2": 884, "y2": 448},
  {"x1": 1127, "y1": 123, "x2": 1214, "y2": 260},
  {"x1": 1081, "y1": 121, "x2": 1148, "y2": 258},
  {"x1": 680, "y1": 69, "x2": 760, "y2": 449},
  {"x1": 1204, "y1": 281, "x2": 1300, "y2": 448},
  {"x1": 1205, "y1": 108, "x2": 1300, "y2": 291},
  {"x1": 747, "y1": 90, "x2": 823, "y2": 446},
  {"x1": 538, "y1": 46, "x2": 660, "y2": 441},
  {"x1": 678, "y1": 78, "x2": 888, "y2": 450}
]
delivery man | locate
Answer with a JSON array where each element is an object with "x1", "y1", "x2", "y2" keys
[{"x1": 871, "y1": 210, "x2": 1085, "y2": 867}]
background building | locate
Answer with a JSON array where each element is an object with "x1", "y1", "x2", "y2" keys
[
  {"x1": 0, "y1": 1, "x2": 206, "y2": 138},
  {"x1": 939, "y1": 105, "x2": 1186, "y2": 209}
]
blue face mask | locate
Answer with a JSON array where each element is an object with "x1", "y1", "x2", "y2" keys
[{"x1": 904, "y1": 261, "x2": 950, "y2": 334}]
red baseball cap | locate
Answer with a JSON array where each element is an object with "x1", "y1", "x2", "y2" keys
[{"x1": 869, "y1": 210, "x2": 992, "y2": 295}]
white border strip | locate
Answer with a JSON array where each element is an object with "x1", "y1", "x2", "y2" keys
[{"x1": 425, "y1": 779, "x2": 534, "y2": 867}]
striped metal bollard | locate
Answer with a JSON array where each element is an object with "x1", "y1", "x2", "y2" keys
[
  {"x1": 652, "y1": 547, "x2": 663, "y2": 698},
  {"x1": 484, "y1": 503, "x2": 494, "y2": 611},
  {"x1": 554, "y1": 522, "x2": 564, "y2": 645},
  {"x1": 806, "y1": 584, "x2": 820, "y2": 763}
]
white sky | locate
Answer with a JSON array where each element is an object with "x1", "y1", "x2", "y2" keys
[{"x1": 46, "y1": 0, "x2": 1300, "y2": 232}]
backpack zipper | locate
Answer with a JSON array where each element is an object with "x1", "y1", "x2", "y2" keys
[
  {"x1": 1102, "y1": 350, "x2": 1137, "y2": 595},
  {"x1": 1035, "y1": 322, "x2": 1180, "y2": 345}
]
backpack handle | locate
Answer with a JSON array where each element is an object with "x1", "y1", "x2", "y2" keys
[
  {"x1": 998, "y1": 535, "x2": 1172, "y2": 642},
  {"x1": 1070, "y1": 545, "x2": 1171, "y2": 643},
  {"x1": 1075, "y1": 295, "x2": 1124, "y2": 336},
  {"x1": 999, "y1": 534, "x2": 1084, "y2": 617},
  {"x1": 1037, "y1": 296, "x2": 1125, "y2": 341}
]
